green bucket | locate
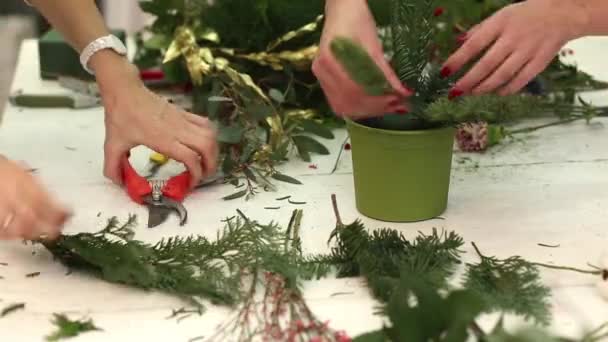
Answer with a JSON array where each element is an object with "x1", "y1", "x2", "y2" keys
[{"x1": 346, "y1": 119, "x2": 455, "y2": 222}]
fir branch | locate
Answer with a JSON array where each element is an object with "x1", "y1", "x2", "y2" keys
[
  {"x1": 463, "y1": 242, "x2": 552, "y2": 325},
  {"x1": 390, "y1": 0, "x2": 436, "y2": 89},
  {"x1": 46, "y1": 314, "x2": 101, "y2": 341},
  {"x1": 328, "y1": 194, "x2": 464, "y2": 301}
]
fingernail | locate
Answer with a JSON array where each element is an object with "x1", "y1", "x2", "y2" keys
[
  {"x1": 440, "y1": 66, "x2": 452, "y2": 78},
  {"x1": 448, "y1": 88, "x2": 464, "y2": 100},
  {"x1": 456, "y1": 33, "x2": 467, "y2": 44}
]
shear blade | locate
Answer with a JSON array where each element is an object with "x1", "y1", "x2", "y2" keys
[{"x1": 148, "y1": 206, "x2": 172, "y2": 228}]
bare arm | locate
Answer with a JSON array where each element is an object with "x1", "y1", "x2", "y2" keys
[
  {"x1": 24, "y1": 0, "x2": 219, "y2": 188},
  {"x1": 25, "y1": 0, "x2": 120, "y2": 74}
]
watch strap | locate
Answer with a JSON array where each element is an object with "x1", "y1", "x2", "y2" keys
[{"x1": 79, "y1": 34, "x2": 127, "y2": 75}]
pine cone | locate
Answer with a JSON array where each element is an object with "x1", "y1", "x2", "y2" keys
[{"x1": 455, "y1": 122, "x2": 488, "y2": 152}]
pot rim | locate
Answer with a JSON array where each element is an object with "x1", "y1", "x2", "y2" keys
[{"x1": 345, "y1": 118, "x2": 454, "y2": 136}]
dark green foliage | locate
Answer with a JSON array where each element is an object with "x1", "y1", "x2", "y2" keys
[
  {"x1": 423, "y1": 94, "x2": 548, "y2": 124},
  {"x1": 330, "y1": 37, "x2": 392, "y2": 96},
  {"x1": 390, "y1": 0, "x2": 437, "y2": 90},
  {"x1": 353, "y1": 278, "x2": 486, "y2": 342},
  {"x1": 328, "y1": 196, "x2": 465, "y2": 301},
  {"x1": 200, "y1": 0, "x2": 324, "y2": 51},
  {"x1": 41, "y1": 211, "x2": 331, "y2": 307},
  {"x1": 463, "y1": 243, "x2": 552, "y2": 325},
  {"x1": 46, "y1": 314, "x2": 101, "y2": 341}
]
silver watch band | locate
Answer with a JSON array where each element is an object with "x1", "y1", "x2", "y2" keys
[{"x1": 79, "y1": 35, "x2": 127, "y2": 75}]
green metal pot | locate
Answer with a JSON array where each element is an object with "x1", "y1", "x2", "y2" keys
[{"x1": 346, "y1": 119, "x2": 455, "y2": 222}]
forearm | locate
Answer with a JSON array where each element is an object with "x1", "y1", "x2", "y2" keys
[
  {"x1": 574, "y1": 0, "x2": 608, "y2": 36},
  {"x1": 26, "y1": 0, "x2": 129, "y2": 75},
  {"x1": 27, "y1": 0, "x2": 107, "y2": 51}
]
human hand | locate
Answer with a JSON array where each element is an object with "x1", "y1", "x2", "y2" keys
[
  {"x1": 90, "y1": 51, "x2": 219, "y2": 188},
  {"x1": 0, "y1": 156, "x2": 71, "y2": 240},
  {"x1": 442, "y1": 0, "x2": 588, "y2": 96},
  {"x1": 313, "y1": 0, "x2": 412, "y2": 119}
]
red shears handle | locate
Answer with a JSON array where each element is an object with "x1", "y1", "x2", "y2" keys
[{"x1": 120, "y1": 153, "x2": 192, "y2": 204}]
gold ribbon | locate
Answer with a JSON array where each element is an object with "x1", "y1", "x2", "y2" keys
[
  {"x1": 266, "y1": 15, "x2": 323, "y2": 51},
  {"x1": 163, "y1": 17, "x2": 323, "y2": 152}
]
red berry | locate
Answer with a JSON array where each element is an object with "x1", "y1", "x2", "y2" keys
[
  {"x1": 344, "y1": 143, "x2": 351, "y2": 151},
  {"x1": 433, "y1": 7, "x2": 444, "y2": 16}
]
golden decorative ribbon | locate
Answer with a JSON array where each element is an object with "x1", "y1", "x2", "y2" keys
[{"x1": 163, "y1": 17, "x2": 323, "y2": 151}]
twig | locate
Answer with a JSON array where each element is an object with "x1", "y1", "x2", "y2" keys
[
  {"x1": 288, "y1": 199, "x2": 307, "y2": 205},
  {"x1": 1, "y1": 303, "x2": 25, "y2": 317},
  {"x1": 276, "y1": 196, "x2": 291, "y2": 201},
  {"x1": 26, "y1": 272, "x2": 40, "y2": 278},
  {"x1": 331, "y1": 194, "x2": 343, "y2": 226},
  {"x1": 531, "y1": 262, "x2": 602, "y2": 275},
  {"x1": 188, "y1": 336, "x2": 205, "y2": 342},
  {"x1": 264, "y1": 207, "x2": 281, "y2": 210},
  {"x1": 537, "y1": 243, "x2": 560, "y2": 248},
  {"x1": 509, "y1": 117, "x2": 584, "y2": 135},
  {"x1": 473, "y1": 242, "x2": 602, "y2": 275},
  {"x1": 331, "y1": 135, "x2": 351, "y2": 174}
]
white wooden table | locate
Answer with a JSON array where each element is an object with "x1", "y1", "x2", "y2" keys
[{"x1": 1, "y1": 38, "x2": 608, "y2": 341}]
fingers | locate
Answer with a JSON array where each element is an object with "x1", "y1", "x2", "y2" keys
[
  {"x1": 452, "y1": 37, "x2": 513, "y2": 94},
  {"x1": 499, "y1": 45, "x2": 557, "y2": 95},
  {"x1": 103, "y1": 140, "x2": 131, "y2": 185},
  {"x1": 442, "y1": 17, "x2": 502, "y2": 79},
  {"x1": 180, "y1": 123, "x2": 219, "y2": 179},
  {"x1": 184, "y1": 113, "x2": 212, "y2": 129},
  {"x1": 313, "y1": 51, "x2": 404, "y2": 118},
  {"x1": 0, "y1": 186, "x2": 70, "y2": 241},
  {"x1": 472, "y1": 50, "x2": 531, "y2": 95}
]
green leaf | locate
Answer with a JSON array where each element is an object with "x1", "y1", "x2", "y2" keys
[
  {"x1": 222, "y1": 190, "x2": 248, "y2": 201},
  {"x1": 46, "y1": 314, "x2": 101, "y2": 341},
  {"x1": 353, "y1": 330, "x2": 387, "y2": 342},
  {"x1": 221, "y1": 155, "x2": 236, "y2": 175},
  {"x1": 206, "y1": 80, "x2": 225, "y2": 119},
  {"x1": 300, "y1": 120, "x2": 334, "y2": 139},
  {"x1": 271, "y1": 173, "x2": 302, "y2": 185},
  {"x1": 243, "y1": 168, "x2": 257, "y2": 183},
  {"x1": 247, "y1": 102, "x2": 274, "y2": 120},
  {"x1": 292, "y1": 135, "x2": 330, "y2": 157},
  {"x1": 269, "y1": 88, "x2": 285, "y2": 103},
  {"x1": 217, "y1": 125, "x2": 245, "y2": 144},
  {"x1": 143, "y1": 34, "x2": 170, "y2": 50}
]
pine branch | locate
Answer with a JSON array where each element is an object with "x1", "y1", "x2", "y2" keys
[
  {"x1": 463, "y1": 242, "x2": 552, "y2": 325},
  {"x1": 40, "y1": 211, "x2": 319, "y2": 307},
  {"x1": 390, "y1": 0, "x2": 436, "y2": 89}
]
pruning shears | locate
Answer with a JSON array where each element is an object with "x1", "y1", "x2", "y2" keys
[
  {"x1": 120, "y1": 153, "x2": 224, "y2": 228},
  {"x1": 121, "y1": 154, "x2": 191, "y2": 228}
]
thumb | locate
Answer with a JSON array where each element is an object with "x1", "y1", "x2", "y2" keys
[{"x1": 103, "y1": 141, "x2": 129, "y2": 185}]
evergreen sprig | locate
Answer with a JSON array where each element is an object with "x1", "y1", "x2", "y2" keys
[
  {"x1": 328, "y1": 195, "x2": 464, "y2": 302},
  {"x1": 46, "y1": 314, "x2": 101, "y2": 341},
  {"x1": 463, "y1": 243, "x2": 552, "y2": 325},
  {"x1": 40, "y1": 211, "x2": 330, "y2": 308}
]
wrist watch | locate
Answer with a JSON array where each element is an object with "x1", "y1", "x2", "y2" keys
[{"x1": 79, "y1": 34, "x2": 128, "y2": 75}]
